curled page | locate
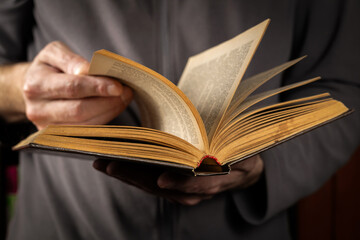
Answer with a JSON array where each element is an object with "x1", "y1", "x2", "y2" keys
[
  {"x1": 89, "y1": 50, "x2": 208, "y2": 151},
  {"x1": 178, "y1": 19, "x2": 270, "y2": 141}
]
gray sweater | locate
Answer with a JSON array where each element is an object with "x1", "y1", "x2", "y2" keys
[{"x1": 2, "y1": 0, "x2": 359, "y2": 239}]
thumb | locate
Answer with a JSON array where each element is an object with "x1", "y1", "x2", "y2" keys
[
  {"x1": 36, "y1": 41, "x2": 90, "y2": 75},
  {"x1": 73, "y1": 60, "x2": 90, "y2": 75}
]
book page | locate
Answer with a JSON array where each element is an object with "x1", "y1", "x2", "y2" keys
[
  {"x1": 227, "y1": 56, "x2": 306, "y2": 112},
  {"x1": 177, "y1": 19, "x2": 270, "y2": 141},
  {"x1": 89, "y1": 50, "x2": 208, "y2": 152},
  {"x1": 226, "y1": 77, "x2": 321, "y2": 122},
  {"x1": 211, "y1": 94, "x2": 331, "y2": 153},
  {"x1": 215, "y1": 100, "x2": 348, "y2": 164}
]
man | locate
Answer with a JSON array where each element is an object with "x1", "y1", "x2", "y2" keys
[{"x1": 1, "y1": 0, "x2": 359, "y2": 239}]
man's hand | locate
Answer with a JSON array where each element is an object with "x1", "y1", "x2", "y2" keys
[
  {"x1": 23, "y1": 41, "x2": 133, "y2": 129},
  {"x1": 93, "y1": 154, "x2": 264, "y2": 206},
  {"x1": 0, "y1": 63, "x2": 29, "y2": 122}
]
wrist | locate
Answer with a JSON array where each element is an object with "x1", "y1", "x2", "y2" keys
[{"x1": 0, "y1": 62, "x2": 30, "y2": 122}]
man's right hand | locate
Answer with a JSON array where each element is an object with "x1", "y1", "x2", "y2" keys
[{"x1": 23, "y1": 41, "x2": 133, "y2": 129}]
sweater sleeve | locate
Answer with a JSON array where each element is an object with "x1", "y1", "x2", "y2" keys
[
  {"x1": 0, "y1": 0, "x2": 34, "y2": 64},
  {"x1": 231, "y1": 0, "x2": 360, "y2": 224}
]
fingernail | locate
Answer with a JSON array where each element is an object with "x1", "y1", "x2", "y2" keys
[
  {"x1": 121, "y1": 87, "x2": 133, "y2": 104},
  {"x1": 107, "y1": 84, "x2": 122, "y2": 96},
  {"x1": 92, "y1": 159, "x2": 110, "y2": 172}
]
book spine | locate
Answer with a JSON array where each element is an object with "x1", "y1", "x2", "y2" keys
[{"x1": 198, "y1": 155, "x2": 221, "y2": 167}]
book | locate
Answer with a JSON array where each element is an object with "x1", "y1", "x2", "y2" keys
[{"x1": 13, "y1": 19, "x2": 350, "y2": 175}]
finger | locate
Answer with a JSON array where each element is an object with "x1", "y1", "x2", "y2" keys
[
  {"x1": 231, "y1": 155, "x2": 262, "y2": 172},
  {"x1": 164, "y1": 190, "x2": 215, "y2": 206},
  {"x1": 94, "y1": 161, "x2": 213, "y2": 206},
  {"x1": 35, "y1": 41, "x2": 89, "y2": 75},
  {"x1": 167, "y1": 195, "x2": 210, "y2": 206},
  {"x1": 106, "y1": 161, "x2": 162, "y2": 181},
  {"x1": 35, "y1": 106, "x2": 123, "y2": 130},
  {"x1": 26, "y1": 93, "x2": 132, "y2": 127},
  {"x1": 93, "y1": 159, "x2": 112, "y2": 172},
  {"x1": 230, "y1": 155, "x2": 264, "y2": 188},
  {"x1": 24, "y1": 64, "x2": 126, "y2": 99},
  {"x1": 105, "y1": 161, "x2": 165, "y2": 195},
  {"x1": 158, "y1": 172, "x2": 223, "y2": 195}
]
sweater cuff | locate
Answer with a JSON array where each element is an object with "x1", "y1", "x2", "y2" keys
[{"x1": 230, "y1": 148, "x2": 293, "y2": 225}]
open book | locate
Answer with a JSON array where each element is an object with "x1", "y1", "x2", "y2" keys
[{"x1": 14, "y1": 20, "x2": 350, "y2": 175}]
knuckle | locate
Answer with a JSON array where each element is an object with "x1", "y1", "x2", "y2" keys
[
  {"x1": 25, "y1": 106, "x2": 41, "y2": 122},
  {"x1": 23, "y1": 81, "x2": 39, "y2": 99},
  {"x1": 64, "y1": 78, "x2": 80, "y2": 98},
  {"x1": 67, "y1": 101, "x2": 85, "y2": 121},
  {"x1": 96, "y1": 83, "x2": 108, "y2": 96}
]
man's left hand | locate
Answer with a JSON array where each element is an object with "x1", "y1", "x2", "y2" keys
[{"x1": 93, "y1": 154, "x2": 264, "y2": 206}]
